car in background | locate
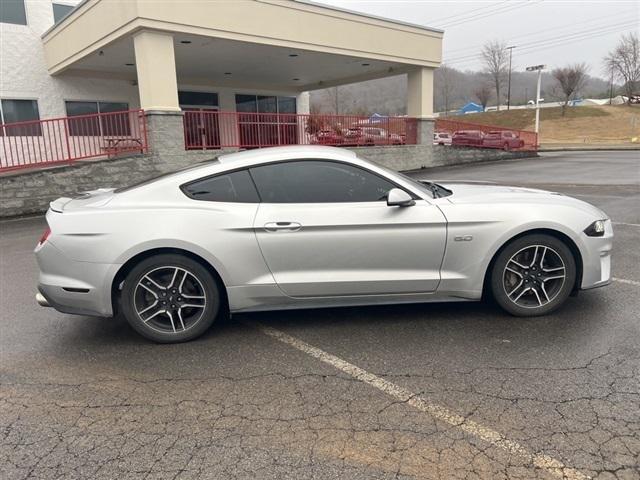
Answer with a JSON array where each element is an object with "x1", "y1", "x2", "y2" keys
[
  {"x1": 433, "y1": 132, "x2": 452, "y2": 146},
  {"x1": 451, "y1": 130, "x2": 484, "y2": 147},
  {"x1": 344, "y1": 127, "x2": 404, "y2": 146},
  {"x1": 312, "y1": 130, "x2": 343, "y2": 145},
  {"x1": 482, "y1": 131, "x2": 525, "y2": 150}
]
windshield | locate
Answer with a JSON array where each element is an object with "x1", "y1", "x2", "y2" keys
[{"x1": 372, "y1": 163, "x2": 451, "y2": 198}]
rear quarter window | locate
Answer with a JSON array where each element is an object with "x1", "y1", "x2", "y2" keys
[{"x1": 182, "y1": 170, "x2": 259, "y2": 203}]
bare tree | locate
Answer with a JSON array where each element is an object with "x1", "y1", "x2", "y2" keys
[
  {"x1": 481, "y1": 40, "x2": 508, "y2": 111},
  {"x1": 324, "y1": 86, "x2": 355, "y2": 114},
  {"x1": 435, "y1": 64, "x2": 457, "y2": 113},
  {"x1": 604, "y1": 33, "x2": 640, "y2": 104},
  {"x1": 474, "y1": 84, "x2": 492, "y2": 110},
  {"x1": 328, "y1": 87, "x2": 340, "y2": 114},
  {"x1": 552, "y1": 63, "x2": 589, "y2": 115}
]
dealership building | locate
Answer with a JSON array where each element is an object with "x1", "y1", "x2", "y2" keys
[{"x1": 0, "y1": 0, "x2": 445, "y2": 215}]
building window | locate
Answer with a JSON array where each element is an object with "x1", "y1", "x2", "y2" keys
[
  {"x1": 235, "y1": 94, "x2": 297, "y2": 146},
  {"x1": 0, "y1": 99, "x2": 41, "y2": 136},
  {"x1": 278, "y1": 97, "x2": 297, "y2": 114},
  {"x1": 65, "y1": 101, "x2": 130, "y2": 136},
  {"x1": 234, "y1": 95, "x2": 297, "y2": 115},
  {"x1": 52, "y1": 3, "x2": 74, "y2": 24},
  {"x1": 178, "y1": 91, "x2": 218, "y2": 108},
  {"x1": 0, "y1": 0, "x2": 27, "y2": 25}
]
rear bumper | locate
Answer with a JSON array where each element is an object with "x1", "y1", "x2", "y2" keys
[
  {"x1": 35, "y1": 240, "x2": 117, "y2": 317},
  {"x1": 36, "y1": 292, "x2": 50, "y2": 307}
]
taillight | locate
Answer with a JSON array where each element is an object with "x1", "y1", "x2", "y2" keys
[{"x1": 38, "y1": 227, "x2": 51, "y2": 245}]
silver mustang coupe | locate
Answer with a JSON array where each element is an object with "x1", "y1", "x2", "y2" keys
[{"x1": 35, "y1": 146, "x2": 612, "y2": 343}]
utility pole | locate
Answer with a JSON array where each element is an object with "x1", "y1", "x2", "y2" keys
[
  {"x1": 609, "y1": 66, "x2": 614, "y2": 105},
  {"x1": 506, "y1": 46, "x2": 516, "y2": 110},
  {"x1": 526, "y1": 64, "x2": 546, "y2": 144}
]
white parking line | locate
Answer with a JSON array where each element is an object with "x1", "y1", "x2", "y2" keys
[
  {"x1": 253, "y1": 322, "x2": 590, "y2": 480},
  {"x1": 613, "y1": 222, "x2": 640, "y2": 227},
  {"x1": 613, "y1": 277, "x2": 640, "y2": 286}
]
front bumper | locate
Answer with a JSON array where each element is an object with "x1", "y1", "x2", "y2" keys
[
  {"x1": 579, "y1": 220, "x2": 613, "y2": 290},
  {"x1": 35, "y1": 240, "x2": 118, "y2": 317}
]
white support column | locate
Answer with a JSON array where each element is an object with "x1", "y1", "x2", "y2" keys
[
  {"x1": 407, "y1": 67, "x2": 435, "y2": 145},
  {"x1": 133, "y1": 31, "x2": 180, "y2": 112},
  {"x1": 296, "y1": 91, "x2": 310, "y2": 114},
  {"x1": 407, "y1": 67, "x2": 434, "y2": 118}
]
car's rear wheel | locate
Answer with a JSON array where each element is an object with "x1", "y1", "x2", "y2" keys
[
  {"x1": 491, "y1": 234, "x2": 576, "y2": 316},
  {"x1": 121, "y1": 254, "x2": 220, "y2": 343}
]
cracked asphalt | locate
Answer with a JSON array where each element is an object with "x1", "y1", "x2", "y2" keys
[{"x1": 1, "y1": 150, "x2": 638, "y2": 479}]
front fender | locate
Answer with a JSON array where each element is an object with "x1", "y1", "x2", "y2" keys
[{"x1": 437, "y1": 202, "x2": 597, "y2": 297}]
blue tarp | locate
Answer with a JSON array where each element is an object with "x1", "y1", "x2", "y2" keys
[
  {"x1": 460, "y1": 102, "x2": 484, "y2": 114},
  {"x1": 368, "y1": 113, "x2": 388, "y2": 123}
]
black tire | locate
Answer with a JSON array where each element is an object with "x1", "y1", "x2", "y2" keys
[
  {"x1": 490, "y1": 234, "x2": 576, "y2": 317},
  {"x1": 121, "y1": 254, "x2": 221, "y2": 343}
]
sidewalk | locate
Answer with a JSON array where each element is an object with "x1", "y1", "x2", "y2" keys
[{"x1": 539, "y1": 143, "x2": 640, "y2": 151}]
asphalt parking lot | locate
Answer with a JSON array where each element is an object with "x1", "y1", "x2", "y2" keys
[{"x1": 1, "y1": 150, "x2": 638, "y2": 480}]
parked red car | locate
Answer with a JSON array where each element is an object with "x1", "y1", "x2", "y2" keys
[
  {"x1": 482, "y1": 131, "x2": 525, "y2": 150},
  {"x1": 312, "y1": 129, "x2": 343, "y2": 145},
  {"x1": 343, "y1": 127, "x2": 404, "y2": 146},
  {"x1": 451, "y1": 130, "x2": 484, "y2": 147}
]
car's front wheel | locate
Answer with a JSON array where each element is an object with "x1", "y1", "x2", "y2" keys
[
  {"x1": 490, "y1": 234, "x2": 576, "y2": 316},
  {"x1": 121, "y1": 254, "x2": 221, "y2": 343}
]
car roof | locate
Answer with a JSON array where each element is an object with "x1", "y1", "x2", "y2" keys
[
  {"x1": 217, "y1": 145, "x2": 357, "y2": 166},
  {"x1": 115, "y1": 146, "x2": 403, "y2": 197}
]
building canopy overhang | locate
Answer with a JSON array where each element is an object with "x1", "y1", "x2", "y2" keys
[{"x1": 42, "y1": 0, "x2": 442, "y2": 92}]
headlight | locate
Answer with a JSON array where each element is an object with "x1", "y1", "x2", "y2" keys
[{"x1": 584, "y1": 220, "x2": 606, "y2": 237}]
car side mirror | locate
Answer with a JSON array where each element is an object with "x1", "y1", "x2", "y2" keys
[{"x1": 387, "y1": 188, "x2": 415, "y2": 207}]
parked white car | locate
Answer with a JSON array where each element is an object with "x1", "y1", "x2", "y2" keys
[
  {"x1": 35, "y1": 146, "x2": 613, "y2": 343},
  {"x1": 433, "y1": 132, "x2": 452, "y2": 146}
]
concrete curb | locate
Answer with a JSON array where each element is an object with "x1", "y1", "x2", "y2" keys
[{"x1": 539, "y1": 145, "x2": 640, "y2": 152}]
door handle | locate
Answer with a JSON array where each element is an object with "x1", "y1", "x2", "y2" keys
[{"x1": 264, "y1": 221, "x2": 302, "y2": 232}]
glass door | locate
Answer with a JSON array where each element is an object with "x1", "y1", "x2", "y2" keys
[{"x1": 179, "y1": 91, "x2": 219, "y2": 150}]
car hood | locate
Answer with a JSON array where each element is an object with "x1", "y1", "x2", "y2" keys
[{"x1": 438, "y1": 181, "x2": 607, "y2": 217}]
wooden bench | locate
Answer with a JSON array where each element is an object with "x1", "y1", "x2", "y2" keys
[{"x1": 101, "y1": 138, "x2": 144, "y2": 157}]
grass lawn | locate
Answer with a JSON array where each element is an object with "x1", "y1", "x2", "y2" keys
[{"x1": 443, "y1": 105, "x2": 640, "y2": 145}]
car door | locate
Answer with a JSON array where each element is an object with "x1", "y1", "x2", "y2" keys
[{"x1": 250, "y1": 160, "x2": 447, "y2": 297}]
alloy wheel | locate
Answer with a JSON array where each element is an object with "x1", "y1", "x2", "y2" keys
[
  {"x1": 134, "y1": 266, "x2": 207, "y2": 334},
  {"x1": 502, "y1": 245, "x2": 566, "y2": 308}
]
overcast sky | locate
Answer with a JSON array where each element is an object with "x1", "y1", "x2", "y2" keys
[{"x1": 315, "y1": 0, "x2": 639, "y2": 77}]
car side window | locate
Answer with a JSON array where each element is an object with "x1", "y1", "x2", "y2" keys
[
  {"x1": 249, "y1": 160, "x2": 397, "y2": 203},
  {"x1": 182, "y1": 169, "x2": 259, "y2": 203}
]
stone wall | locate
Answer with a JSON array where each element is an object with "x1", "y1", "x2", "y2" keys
[
  {"x1": 0, "y1": 151, "x2": 213, "y2": 218},
  {"x1": 0, "y1": 146, "x2": 536, "y2": 218},
  {"x1": 350, "y1": 144, "x2": 535, "y2": 171}
]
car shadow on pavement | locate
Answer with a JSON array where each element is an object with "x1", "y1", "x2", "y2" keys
[{"x1": 47, "y1": 290, "x2": 611, "y2": 354}]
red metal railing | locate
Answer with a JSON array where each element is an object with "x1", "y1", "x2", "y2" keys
[
  {"x1": 0, "y1": 109, "x2": 148, "y2": 172},
  {"x1": 435, "y1": 118, "x2": 538, "y2": 151},
  {"x1": 184, "y1": 111, "x2": 418, "y2": 150}
]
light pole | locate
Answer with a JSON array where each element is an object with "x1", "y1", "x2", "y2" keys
[
  {"x1": 506, "y1": 46, "x2": 516, "y2": 110},
  {"x1": 526, "y1": 64, "x2": 546, "y2": 142}
]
